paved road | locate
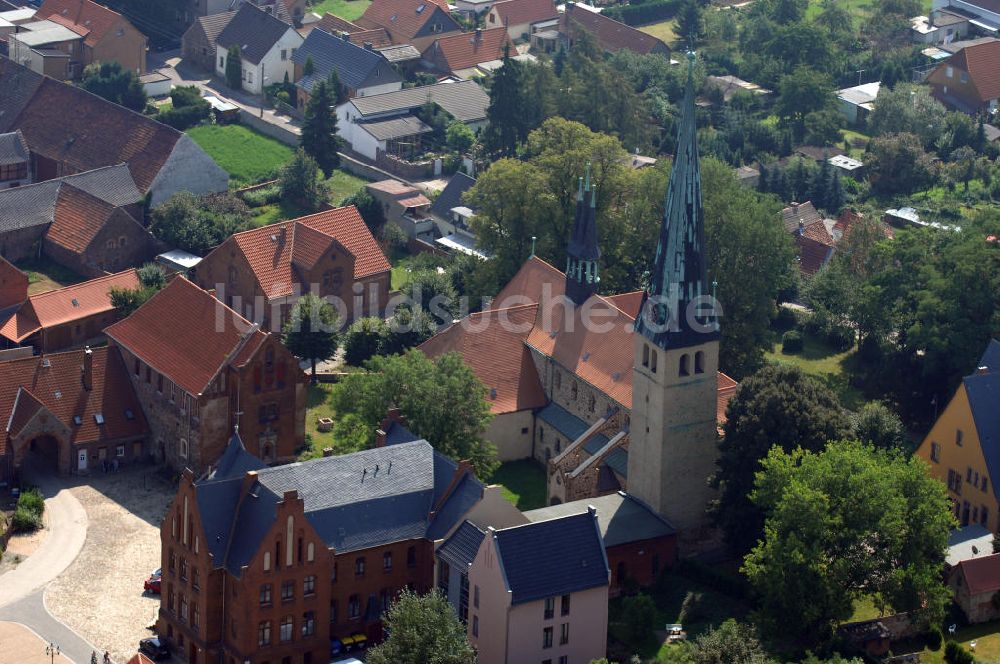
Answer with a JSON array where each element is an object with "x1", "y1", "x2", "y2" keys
[{"x1": 0, "y1": 592, "x2": 97, "y2": 664}]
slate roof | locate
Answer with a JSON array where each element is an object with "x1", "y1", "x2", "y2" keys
[
  {"x1": 197, "y1": 439, "x2": 484, "y2": 575},
  {"x1": 0, "y1": 346, "x2": 148, "y2": 458},
  {"x1": 293, "y1": 27, "x2": 399, "y2": 93},
  {"x1": 523, "y1": 491, "x2": 675, "y2": 547},
  {"x1": 360, "y1": 114, "x2": 432, "y2": 140},
  {"x1": 0, "y1": 269, "x2": 139, "y2": 344},
  {"x1": 210, "y1": 431, "x2": 267, "y2": 481},
  {"x1": 561, "y1": 2, "x2": 667, "y2": 55},
  {"x1": 429, "y1": 172, "x2": 476, "y2": 220},
  {"x1": 189, "y1": 10, "x2": 236, "y2": 46},
  {"x1": 0, "y1": 130, "x2": 29, "y2": 166},
  {"x1": 491, "y1": 510, "x2": 608, "y2": 605},
  {"x1": 105, "y1": 276, "x2": 268, "y2": 397},
  {"x1": 954, "y1": 552, "x2": 1000, "y2": 595},
  {"x1": 347, "y1": 79, "x2": 490, "y2": 122},
  {"x1": 34, "y1": 0, "x2": 135, "y2": 48},
  {"x1": 217, "y1": 3, "x2": 294, "y2": 65},
  {"x1": 945, "y1": 39, "x2": 1000, "y2": 103},
  {"x1": 488, "y1": 0, "x2": 558, "y2": 27},
  {"x1": 422, "y1": 27, "x2": 511, "y2": 73},
  {"x1": 964, "y1": 341, "x2": 1000, "y2": 504},
  {"x1": 437, "y1": 519, "x2": 485, "y2": 569}
]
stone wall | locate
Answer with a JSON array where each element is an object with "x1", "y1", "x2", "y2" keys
[{"x1": 0, "y1": 225, "x2": 47, "y2": 264}]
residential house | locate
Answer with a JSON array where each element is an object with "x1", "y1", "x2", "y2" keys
[
  {"x1": 291, "y1": 28, "x2": 401, "y2": 110},
  {"x1": 421, "y1": 27, "x2": 512, "y2": 77},
  {"x1": 356, "y1": 0, "x2": 461, "y2": 52},
  {"x1": 467, "y1": 510, "x2": 610, "y2": 664},
  {"x1": 927, "y1": 38, "x2": 1000, "y2": 114},
  {"x1": 0, "y1": 129, "x2": 30, "y2": 188},
  {"x1": 836, "y1": 81, "x2": 880, "y2": 126},
  {"x1": 428, "y1": 171, "x2": 481, "y2": 256},
  {"x1": 929, "y1": 0, "x2": 1000, "y2": 34},
  {"x1": 336, "y1": 80, "x2": 489, "y2": 161},
  {"x1": 454, "y1": 0, "x2": 499, "y2": 15},
  {"x1": 703, "y1": 74, "x2": 772, "y2": 104},
  {"x1": 559, "y1": 2, "x2": 669, "y2": 56},
  {"x1": 948, "y1": 553, "x2": 1000, "y2": 623},
  {"x1": 485, "y1": 0, "x2": 559, "y2": 42},
  {"x1": 780, "y1": 201, "x2": 837, "y2": 276},
  {"x1": 182, "y1": 10, "x2": 235, "y2": 72},
  {"x1": 105, "y1": 276, "x2": 307, "y2": 474},
  {"x1": 155, "y1": 423, "x2": 521, "y2": 664},
  {"x1": 915, "y1": 339, "x2": 1000, "y2": 533},
  {"x1": 7, "y1": 19, "x2": 81, "y2": 79},
  {"x1": 315, "y1": 13, "x2": 393, "y2": 49},
  {"x1": 0, "y1": 58, "x2": 229, "y2": 206},
  {"x1": 0, "y1": 345, "x2": 148, "y2": 482},
  {"x1": 365, "y1": 179, "x2": 433, "y2": 240},
  {"x1": 523, "y1": 491, "x2": 676, "y2": 597},
  {"x1": 0, "y1": 269, "x2": 139, "y2": 353},
  {"x1": 193, "y1": 206, "x2": 391, "y2": 330},
  {"x1": 911, "y1": 7, "x2": 975, "y2": 45},
  {"x1": 33, "y1": 0, "x2": 147, "y2": 75},
  {"x1": 0, "y1": 256, "x2": 27, "y2": 312},
  {"x1": 215, "y1": 3, "x2": 303, "y2": 95}
]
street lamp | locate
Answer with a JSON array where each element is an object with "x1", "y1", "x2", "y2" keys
[
  {"x1": 260, "y1": 75, "x2": 270, "y2": 118},
  {"x1": 45, "y1": 643, "x2": 60, "y2": 663}
]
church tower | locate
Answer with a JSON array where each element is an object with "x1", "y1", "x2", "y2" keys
[
  {"x1": 565, "y1": 169, "x2": 600, "y2": 306},
  {"x1": 627, "y1": 52, "x2": 721, "y2": 535}
]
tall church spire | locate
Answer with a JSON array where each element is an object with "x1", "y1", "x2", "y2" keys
[
  {"x1": 565, "y1": 164, "x2": 600, "y2": 305},
  {"x1": 635, "y1": 51, "x2": 718, "y2": 349}
]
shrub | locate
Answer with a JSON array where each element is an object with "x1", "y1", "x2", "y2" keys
[
  {"x1": 679, "y1": 591, "x2": 708, "y2": 624},
  {"x1": 158, "y1": 103, "x2": 210, "y2": 130},
  {"x1": 241, "y1": 185, "x2": 282, "y2": 208},
  {"x1": 12, "y1": 506, "x2": 41, "y2": 533},
  {"x1": 170, "y1": 85, "x2": 203, "y2": 109},
  {"x1": 944, "y1": 641, "x2": 976, "y2": 664},
  {"x1": 926, "y1": 627, "x2": 943, "y2": 651},
  {"x1": 782, "y1": 330, "x2": 804, "y2": 353},
  {"x1": 17, "y1": 487, "x2": 44, "y2": 516},
  {"x1": 827, "y1": 324, "x2": 856, "y2": 351},
  {"x1": 620, "y1": 594, "x2": 657, "y2": 644},
  {"x1": 343, "y1": 317, "x2": 390, "y2": 366},
  {"x1": 773, "y1": 306, "x2": 798, "y2": 331}
]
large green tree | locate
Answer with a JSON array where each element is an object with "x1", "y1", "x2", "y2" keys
[
  {"x1": 483, "y1": 46, "x2": 526, "y2": 156},
  {"x1": 367, "y1": 590, "x2": 475, "y2": 664},
  {"x1": 711, "y1": 364, "x2": 853, "y2": 554},
  {"x1": 300, "y1": 80, "x2": 340, "y2": 176},
  {"x1": 149, "y1": 192, "x2": 251, "y2": 256},
  {"x1": 866, "y1": 132, "x2": 937, "y2": 196},
  {"x1": 743, "y1": 440, "x2": 954, "y2": 648},
  {"x1": 328, "y1": 350, "x2": 497, "y2": 477},
  {"x1": 278, "y1": 148, "x2": 330, "y2": 211},
  {"x1": 80, "y1": 61, "x2": 147, "y2": 111},
  {"x1": 282, "y1": 294, "x2": 339, "y2": 383}
]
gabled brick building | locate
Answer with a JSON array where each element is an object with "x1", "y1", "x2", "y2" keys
[
  {"x1": 33, "y1": 0, "x2": 148, "y2": 75},
  {"x1": 928, "y1": 39, "x2": 1000, "y2": 114},
  {"x1": 105, "y1": 276, "x2": 307, "y2": 473}
]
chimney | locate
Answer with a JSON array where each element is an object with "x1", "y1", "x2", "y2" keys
[
  {"x1": 82, "y1": 346, "x2": 93, "y2": 391},
  {"x1": 364, "y1": 41, "x2": 373, "y2": 50},
  {"x1": 798, "y1": 219, "x2": 805, "y2": 235},
  {"x1": 587, "y1": 504, "x2": 597, "y2": 516},
  {"x1": 474, "y1": 27, "x2": 481, "y2": 41},
  {"x1": 374, "y1": 428, "x2": 387, "y2": 448},
  {"x1": 242, "y1": 470, "x2": 258, "y2": 496},
  {"x1": 322, "y1": 447, "x2": 334, "y2": 457},
  {"x1": 977, "y1": 366, "x2": 989, "y2": 375},
  {"x1": 341, "y1": 31, "x2": 350, "y2": 41}
]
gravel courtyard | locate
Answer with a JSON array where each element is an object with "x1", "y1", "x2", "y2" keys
[{"x1": 45, "y1": 467, "x2": 175, "y2": 663}]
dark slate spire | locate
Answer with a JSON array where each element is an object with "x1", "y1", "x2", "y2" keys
[
  {"x1": 209, "y1": 429, "x2": 266, "y2": 481},
  {"x1": 635, "y1": 51, "x2": 719, "y2": 349},
  {"x1": 566, "y1": 165, "x2": 601, "y2": 305}
]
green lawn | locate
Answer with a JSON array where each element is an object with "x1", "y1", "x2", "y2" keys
[
  {"x1": 15, "y1": 257, "x2": 85, "y2": 295},
  {"x1": 489, "y1": 460, "x2": 547, "y2": 511},
  {"x1": 187, "y1": 124, "x2": 294, "y2": 187},
  {"x1": 638, "y1": 19, "x2": 677, "y2": 45},
  {"x1": 248, "y1": 170, "x2": 369, "y2": 226},
  {"x1": 765, "y1": 332, "x2": 864, "y2": 409},
  {"x1": 308, "y1": 0, "x2": 371, "y2": 20},
  {"x1": 327, "y1": 169, "x2": 368, "y2": 204}
]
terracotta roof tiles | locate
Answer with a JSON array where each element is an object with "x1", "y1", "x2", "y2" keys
[
  {"x1": 422, "y1": 27, "x2": 511, "y2": 72},
  {"x1": 47, "y1": 184, "x2": 120, "y2": 254},
  {"x1": 34, "y1": 0, "x2": 130, "y2": 47},
  {"x1": 561, "y1": 3, "x2": 667, "y2": 55},
  {"x1": 955, "y1": 552, "x2": 1000, "y2": 596},
  {"x1": 488, "y1": 0, "x2": 558, "y2": 27},
  {"x1": 357, "y1": 0, "x2": 460, "y2": 44},
  {"x1": 946, "y1": 39, "x2": 1000, "y2": 103}
]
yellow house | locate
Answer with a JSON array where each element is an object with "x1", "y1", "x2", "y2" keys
[{"x1": 916, "y1": 339, "x2": 1000, "y2": 535}]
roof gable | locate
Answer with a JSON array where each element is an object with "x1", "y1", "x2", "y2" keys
[
  {"x1": 357, "y1": 0, "x2": 460, "y2": 43},
  {"x1": 293, "y1": 27, "x2": 398, "y2": 92},
  {"x1": 188, "y1": 10, "x2": 236, "y2": 44},
  {"x1": 429, "y1": 172, "x2": 476, "y2": 219},
  {"x1": 488, "y1": 0, "x2": 558, "y2": 26},
  {"x1": 957, "y1": 552, "x2": 1000, "y2": 595},
  {"x1": 947, "y1": 40, "x2": 1000, "y2": 102},
  {"x1": 561, "y1": 3, "x2": 667, "y2": 55},
  {"x1": 423, "y1": 27, "x2": 511, "y2": 72},
  {"x1": 217, "y1": 3, "x2": 296, "y2": 65},
  {"x1": 47, "y1": 184, "x2": 137, "y2": 254},
  {"x1": 0, "y1": 129, "x2": 29, "y2": 166},
  {"x1": 34, "y1": 0, "x2": 136, "y2": 47}
]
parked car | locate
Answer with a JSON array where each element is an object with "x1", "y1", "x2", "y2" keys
[
  {"x1": 143, "y1": 568, "x2": 162, "y2": 594},
  {"x1": 139, "y1": 636, "x2": 169, "y2": 661}
]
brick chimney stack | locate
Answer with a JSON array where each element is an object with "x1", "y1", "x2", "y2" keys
[{"x1": 82, "y1": 346, "x2": 93, "y2": 391}]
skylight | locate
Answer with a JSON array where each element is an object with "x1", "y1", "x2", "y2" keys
[{"x1": 94, "y1": 413, "x2": 105, "y2": 425}]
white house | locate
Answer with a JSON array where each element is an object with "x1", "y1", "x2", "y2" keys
[{"x1": 215, "y1": 3, "x2": 303, "y2": 95}]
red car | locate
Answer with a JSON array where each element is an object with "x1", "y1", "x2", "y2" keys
[{"x1": 144, "y1": 568, "x2": 162, "y2": 594}]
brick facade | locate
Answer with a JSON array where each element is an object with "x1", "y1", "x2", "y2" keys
[{"x1": 42, "y1": 207, "x2": 157, "y2": 278}]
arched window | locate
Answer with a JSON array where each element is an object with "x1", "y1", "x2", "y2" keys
[
  {"x1": 650, "y1": 350, "x2": 658, "y2": 373},
  {"x1": 307, "y1": 542, "x2": 315, "y2": 562},
  {"x1": 695, "y1": 351, "x2": 705, "y2": 374},
  {"x1": 679, "y1": 354, "x2": 690, "y2": 377},
  {"x1": 179, "y1": 438, "x2": 189, "y2": 458},
  {"x1": 642, "y1": 344, "x2": 649, "y2": 367}
]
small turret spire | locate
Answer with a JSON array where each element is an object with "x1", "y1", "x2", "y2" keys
[{"x1": 566, "y1": 166, "x2": 601, "y2": 306}]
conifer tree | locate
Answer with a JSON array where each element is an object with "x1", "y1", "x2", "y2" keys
[
  {"x1": 225, "y1": 45, "x2": 242, "y2": 89},
  {"x1": 300, "y1": 80, "x2": 340, "y2": 176},
  {"x1": 483, "y1": 45, "x2": 525, "y2": 156}
]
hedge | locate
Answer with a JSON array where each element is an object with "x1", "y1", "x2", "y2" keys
[
  {"x1": 782, "y1": 330, "x2": 804, "y2": 353},
  {"x1": 157, "y1": 102, "x2": 211, "y2": 130},
  {"x1": 602, "y1": 0, "x2": 683, "y2": 26}
]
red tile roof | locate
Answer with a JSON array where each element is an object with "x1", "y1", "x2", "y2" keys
[
  {"x1": 0, "y1": 256, "x2": 29, "y2": 311},
  {"x1": 317, "y1": 13, "x2": 394, "y2": 47},
  {"x1": 0, "y1": 346, "x2": 148, "y2": 457},
  {"x1": 125, "y1": 654, "x2": 156, "y2": 664},
  {"x1": 225, "y1": 206, "x2": 391, "y2": 298},
  {"x1": 47, "y1": 184, "x2": 141, "y2": 255},
  {"x1": 35, "y1": 0, "x2": 134, "y2": 47},
  {"x1": 419, "y1": 303, "x2": 547, "y2": 414},
  {"x1": 946, "y1": 40, "x2": 1000, "y2": 103},
  {"x1": 357, "y1": 0, "x2": 459, "y2": 44},
  {"x1": 955, "y1": 552, "x2": 1000, "y2": 596},
  {"x1": 0, "y1": 269, "x2": 139, "y2": 343},
  {"x1": 422, "y1": 27, "x2": 512, "y2": 72},
  {"x1": 104, "y1": 277, "x2": 267, "y2": 396},
  {"x1": 561, "y1": 3, "x2": 668, "y2": 55},
  {"x1": 488, "y1": 0, "x2": 558, "y2": 27},
  {"x1": 796, "y1": 234, "x2": 834, "y2": 276}
]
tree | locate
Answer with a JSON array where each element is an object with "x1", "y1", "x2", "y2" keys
[
  {"x1": 868, "y1": 84, "x2": 946, "y2": 148},
  {"x1": 776, "y1": 66, "x2": 835, "y2": 140},
  {"x1": 340, "y1": 189, "x2": 386, "y2": 234},
  {"x1": 278, "y1": 148, "x2": 330, "y2": 211},
  {"x1": 743, "y1": 440, "x2": 954, "y2": 648},
  {"x1": 300, "y1": 80, "x2": 340, "y2": 176},
  {"x1": 852, "y1": 401, "x2": 907, "y2": 451},
  {"x1": 711, "y1": 364, "x2": 853, "y2": 554},
  {"x1": 691, "y1": 620, "x2": 771, "y2": 664},
  {"x1": 867, "y1": 132, "x2": 937, "y2": 196},
  {"x1": 803, "y1": 109, "x2": 844, "y2": 148},
  {"x1": 327, "y1": 67, "x2": 347, "y2": 105},
  {"x1": 303, "y1": 55, "x2": 315, "y2": 76},
  {"x1": 620, "y1": 594, "x2": 657, "y2": 644},
  {"x1": 405, "y1": 269, "x2": 458, "y2": 325},
  {"x1": 343, "y1": 316, "x2": 390, "y2": 366},
  {"x1": 948, "y1": 145, "x2": 978, "y2": 191},
  {"x1": 109, "y1": 263, "x2": 166, "y2": 317},
  {"x1": 329, "y1": 350, "x2": 497, "y2": 477},
  {"x1": 225, "y1": 45, "x2": 242, "y2": 89},
  {"x1": 80, "y1": 61, "x2": 147, "y2": 112},
  {"x1": 367, "y1": 589, "x2": 475, "y2": 664},
  {"x1": 446, "y1": 121, "x2": 475, "y2": 154},
  {"x1": 676, "y1": 0, "x2": 705, "y2": 43},
  {"x1": 282, "y1": 294, "x2": 339, "y2": 383},
  {"x1": 149, "y1": 191, "x2": 251, "y2": 256},
  {"x1": 483, "y1": 45, "x2": 526, "y2": 156}
]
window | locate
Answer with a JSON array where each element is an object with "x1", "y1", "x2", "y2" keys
[
  {"x1": 407, "y1": 546, "x2": 416, "y2": 567},
  {"x1": 983, "y1": 477, "x2": 989, "y2": 494},
  {"x1": 157, "y1": 373, "x2": 163, "y2": 393},
  {"x1": 179, "y1": 438, "x2": 188, "y2": 459},
  {"x1": 588, "y1": 394, "x2": 596, "y2": 413},
  {"x1": 472, "y1": 615, "x2": 479, "y2": 637},
  {"x1": 931, "y1": 442, "x2": 941, "y2": 463},
  {"x1": 145, "y1": 366, "x2": 151, "y2": 383},
  {"x1": 383, "y1": 552, "x2": 392, "y2": 571},
  {"x1": 116, "y1": 445, "x2": 125, "y2": 457},
  {"x1": 248, "y1": 71, "x2": 253, "y2": 84},
  {"x1": 279, "y1": 615, "x2": 293, "y2": 642},
  {"x1": 474, "y1": 585, "x2": 480, "y2": 609},
  {"x1": 642, "y1": 344, "x2": 649, "y2": 367},
  {"x1": 307, "y1": 542, "x2": 315, "y2": 562},
  {"x1": 968, "y1": 467, "x2": 974, "y2": 483},
  {"x1": 355, "y1": 557, "x2": 365, "y2": 577},
  {"x1": 192, "y1": 568, "x2": 200, "y2": 591},
  {"x1": 134, "y1": 358, "x2": 140, "y2": 376},
  {"x1": 695, "y1": 350, "x2": 704, "y2": 374},
  {"x1": 260, "y1": 584, "x2": 272, "y2": 606},
  {"x1": 106, "y1": 239, "x2": 115, "y2": 250},
  {"x1": 119, "y1": 236, "x2": 127, "y2": 249},
  {"x1": 303, "y1": 575, "x2": 315, "y2": 596},
  {"x1": 263, "y1": 551, "x2": 271, "y2": 571},
  {"x1": 301, "y1": 610, "x2": 315, "y2": 636},
  {"x1": 280, "y1": 49, "x2": 287, "y2": 60},
  {"x1": 169, "y1": 552, "x2": 176, "y2": 573},
  {"x1": 560, "y1": 622, "x2": 569, "y2": 645},
  {"x1": 180, "y1": 598, "x2": 188, "y2": 622},
  {"x1": 560, "y1": 594, "x2": 570, "y2": 616},
  {"x1": 559, "y1": 657, "x2": 568, "y2": 664},
  {"x1": 543, "y1": 626, "x2": 553, "y2": 648},
  {"x1": 167, "y1": 588, "x2": 175, "y2": 613},
  {"x1": 956, "y1": 429, "x2": 964, "y2": 446},
  {"x1": 219, "y1": 56, "x2": 224, "y2": 68},
  {"x1": 180, "y1": 558, "x2": 188, "y2": 581},
  {"x1": 946, "y1": 65, "x2": 954, "y2": 78},
  {"x1": 981, "y1": 506, "x2": 989, "y2": 527},
  {"x1": 281, "y1": 580, "x2": 294, "y2": 602},
  {"x1": 544, "y1": 597, "x2": 554, "y2": 620},
  {"x1": 348, "y1": 594, "x2": 360, "y2": 619},
  {"x1": 330, "y1": 599, "x2": 338, "y2": 624},
  {"x1": 555, "y1": 370, "x2": 562, "y2": 389},
  {"x1": 192, "y1": 604, "x2": 200, "y2": 628},
  {"x1": 679, "y1": 354, "x2": 690, "y2": 376},
  {"x1": 650, "y1": 350, "x2": 657, "y2": 373}
]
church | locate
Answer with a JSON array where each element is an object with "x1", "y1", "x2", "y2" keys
[{"x1": 420, "y1": 53, "x2": 736, "y2": 535}]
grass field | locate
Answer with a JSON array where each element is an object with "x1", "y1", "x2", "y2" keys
[
  {"x1": 187, "y1": 124, "x2": 294, "y2": 187},
  {"x1": 489, "y1": 460, "x2": 547, "y2": 510},
  {"x1": 249, "y1": 169, "x2": 369, "y2": 226},
  {"x1": 308, "y1": 0, "x2": 370, "y2": 20},
  {"x1": 639, "y1": 19, "x2": 677, "y2": 45},
  {"x1": 15, "y1": 257, "x2": 85, "y2": 295},
  {"x1": 765, "y1": 331, "x2": 864, "y2": 409}
]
